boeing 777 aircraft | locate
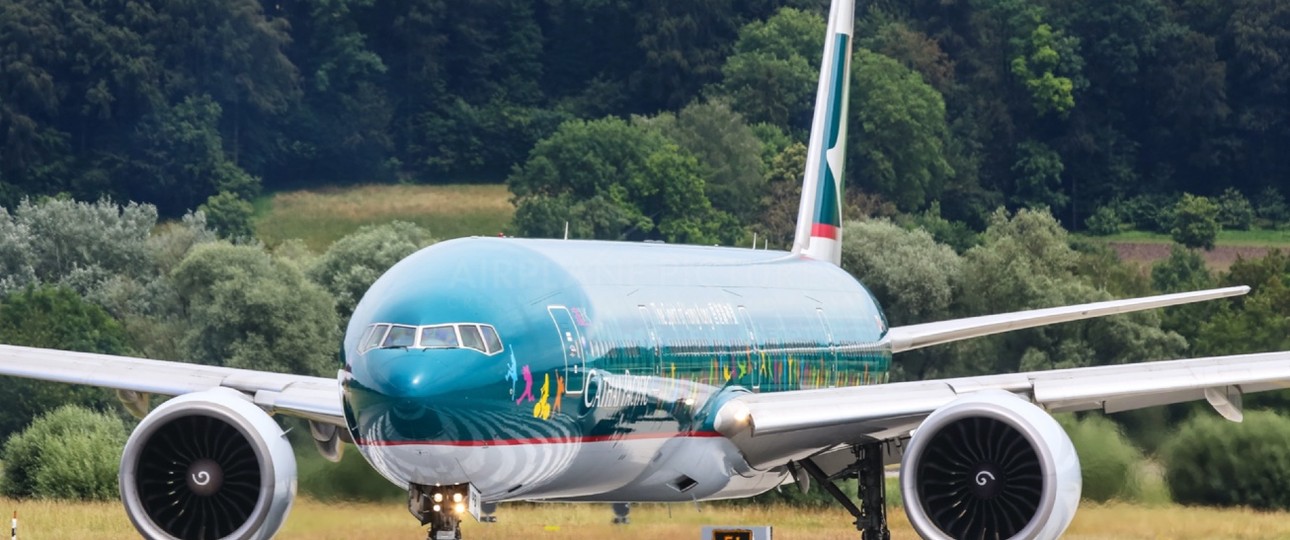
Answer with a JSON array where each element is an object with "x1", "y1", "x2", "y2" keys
[{"x1": 3, "y1": 1, "x2": 1290, "y2": 539}]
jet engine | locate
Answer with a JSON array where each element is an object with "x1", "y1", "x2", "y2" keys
[
  {"x1": 900, "y1": 391, "x2": 1080, "y2": 540},
  {"x1": 120, "y1": 388, "x2": 297, "y2": 540}
]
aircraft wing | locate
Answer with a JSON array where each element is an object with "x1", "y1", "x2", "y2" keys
[
  {"x1": 714, "y1": 350, "x2": 1290, "y2": 468},
  {"x1": 0, "y1": 344, "x2": 344, "y2": 426},
  {"x1": 885, "y1": 286, "x2": 1249, "y2": 353}
]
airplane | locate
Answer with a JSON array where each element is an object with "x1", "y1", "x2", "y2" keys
[{"x1": 2, "y1": 0, "x2": 1289, "y2": 539}]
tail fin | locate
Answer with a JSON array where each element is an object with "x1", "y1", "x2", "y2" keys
[{"x1": 790, "y1": 0, "x2": 855, "y2": 266}]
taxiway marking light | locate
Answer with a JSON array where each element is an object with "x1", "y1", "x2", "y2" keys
[
  {"x1": 433, "y1": 493, "x2": 444, "y2": 503},
  {"x1": 452, "y1": 493, "x2": 464, "y2": 503}
]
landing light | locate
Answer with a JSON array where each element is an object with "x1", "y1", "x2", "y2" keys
[
  {"x1": 433, "y1": 493, "x2": 444, "y2": 503},
  {"x1": 454, "y1": 503, "x2": 466, "y2": 514},
  {"x1": 433, "y1": 504, "x2": 441, "y2": 513},
  {"x1": 452, "y1": 493, "x2": 464, "y2": 503}
]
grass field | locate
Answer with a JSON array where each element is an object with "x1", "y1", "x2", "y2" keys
[
  {"x1": 1094, "y1": 228, "x2": 1290, "y2": 247},
  {"x1": 253, "y1": 184, "x2": 514, "y2": 252},
  {"x1": 6, "y1": 498, "x2": 1290, "y2": 539}
]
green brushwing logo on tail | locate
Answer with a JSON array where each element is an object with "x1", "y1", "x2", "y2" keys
[{"x1": 812, "y1": 33, "x2": 849, "y2": 235}]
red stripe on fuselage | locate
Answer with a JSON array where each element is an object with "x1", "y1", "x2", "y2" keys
[
  {"x1": 355, "y1": 431, "x2": 722, "y2": 447},
  {"x1": 811, "y1": 223, "x2": 839, "y2": 239}
]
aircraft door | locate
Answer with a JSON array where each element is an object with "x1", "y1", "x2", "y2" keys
[{"x1": 548, "y1": 306, "x2": 585, "y2": 395}]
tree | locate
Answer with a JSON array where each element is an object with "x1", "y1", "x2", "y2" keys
[
  {"x1": 199, "y1": 191, "x2": 256, "y2": 240},
  {"x1": 849, "y1": 49, "x2": 954, "y2": 211},
  {"x1": 1170, "y1": 193, "x2": 1220, "y2": 250},
  {"x1": 840, "y1": 219, "x2": 961, "y2": 326},
  {"x1": 641, "y1": 99, "x2": 766, "y2": 223},
  {"x1": 128, "y1": 96, "x2": 259, "y2": 216},
  {"x1": 755, "y1": 142, "x2": 807, "y2": 249},
  {"x1": 1010, "y1": 140, "x2": 1068, "y2": 210},
  {"x1": 1215, "y1": 187, "x2": 1255, "y2": 230},
  {"x1": 0, "y1": 286, "x2": 128, "y2": 441},
  {"x1": 508, "y1": 117, "x2": 739, "y2": 245},
  {"x1": 1009, "y1": 24, "x2": 1079, "y2": 116},
  {"x1": 309, "y1": 222, "x2": 435, "y2": 322},
  {"x1": 718, "y1": 8, "x2": 825, "y2": 130},
  {"x1": 6, "y1": 197, "x2": 157, "y2": 296},
  {"x1": 172, "y1": 242, "x2": 339, "y2": 376}
]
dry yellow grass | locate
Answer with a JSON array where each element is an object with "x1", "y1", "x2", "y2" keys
[
  {"x1": 254, "y1": 184, "x2": 514, "y2": 251},
  {"x1": 5, "y1": 498, "x2": 1290, "y2": 539}
]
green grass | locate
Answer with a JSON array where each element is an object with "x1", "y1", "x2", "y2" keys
[
  {"x1": 8, "y1": 497, "x2": 1290, "y2": 539},
  {"x1": 1093, "y1": 228, "x2": 1290, "y2": 247},
  {"x1": 253, "y1": 184, "x2": 514, "y2": 252}
]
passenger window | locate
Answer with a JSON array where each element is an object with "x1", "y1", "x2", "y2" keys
[
  {"x1": 419, "y1": 325, "x2": 459, "y2": 348},
  {"x1": 459, "y1": 325, "x2": 486, "y2": 352},
  {"x1": 481, "y1": 325, "x2": 503, "y2": 354},
  {"x1": 383, "y1": 325, "x2": 416, "y2": 348},
  {"x1": 363, "y1": 324, "x2": 389, "y2": 352}
]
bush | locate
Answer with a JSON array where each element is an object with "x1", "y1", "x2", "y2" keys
[
  {"x1": 199, "y1": 191, "x2": 256, "y2": 240},
  {"x1": 1084, "y1": 205, "x2": 1122, "y2": 236},
  {"x1": 1256, "y1": 186, "x2": 1289, "y2": 224},
  {"x1": 1058, "y1": 414, "x2": 1146, "y2": 502},
  {"x1": 1215, "y1": 188, "x2": 1255, "y2": 230},
  {"x1": 1170, "y1": 193, "x2": 1220, "y2": 250},
  {"x1": 1120, "y1": 193, "x2": 1178, "y2": 233},
  {"x1": 1162, "y1": 411, "x2": 1290, "y2": 510},
  {"x1": 297, "y1": 444, "x2": 402, "y2": 502},
  {"x1": 1, "y1": 405, "x2": 128, "y2": 500}
]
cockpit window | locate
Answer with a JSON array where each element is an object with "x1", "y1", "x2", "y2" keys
[
  {"x1": 360, "y1": 322, "x2": 503, "y2": 355},
  {"x1": 419, "y1": 325, "x2": 459, "y2": 348},
  {"x1": 363, "y1": 324, "x2": 390, "y2": 352},
  {"x1": 382, "y1": 325, "x2": 417, "y2": 348},
  {"x1": 459, "y1": 325, "x2": 486, "y2": 352},
  {"x1": 480, "y1": 325, "x2": 503, "y2": 354}
]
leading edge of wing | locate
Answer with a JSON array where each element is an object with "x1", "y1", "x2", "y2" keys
[
  {"x1": 885, "y1": 286, "x2": 1249, "y2": 353},
  {"x1": 0, "y1": 344, "x2": 344, "y2": 425}
]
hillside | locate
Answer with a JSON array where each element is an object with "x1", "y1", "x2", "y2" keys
[{"x1": 253, "y1": 184, "x2": 514, "y2": 251}]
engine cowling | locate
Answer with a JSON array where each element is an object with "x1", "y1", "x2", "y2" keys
[
  {"x1": 120, "y1": 388, "x2": 297, "y2": 540},
  {"x1": 900, "y1": 391, "x2": 1080, "y2": 540}
]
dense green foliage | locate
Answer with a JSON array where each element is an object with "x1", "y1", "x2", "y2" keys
[
  {"x1": 0, "y1": 0, "x2": 1282, "y2": 236},
  {"x1": 0, "y1": 286, "x2": 127, "y2": 441},
  {"x1": 1, "y1": 405, "x2": 128, "y2": 500},
  {"x1": 1163, "y1": 411, "x2": 1290, "y2": 510},
  {"x1": 308, "y1": 221, "x2": 436, "y2": 321},
  {"x1": 1058, "y1": 414, "x2": 1147, "y2": 503}
]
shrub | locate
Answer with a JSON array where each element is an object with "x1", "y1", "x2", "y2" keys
[
  {"x1": 1058, "y1": 414, "x2": 1146, "y2": 502},
  {"x1": 1084, "y1": 205, "x2": 1122, "y2": 236},
  {"x1": 1170, "y1": 194, "x2": 1220, "y2": 250},
  {"x1": 199, "y1": 191, "x2": 256, "y2": 240},
  {"x1": 1, "y1": 405, "x2": 128, "y2": 500},
  {"x1": 1255, "y1": 186, "x2": 1288, "y2": 224},
  {"x1": 1120, "y1": 193, "x2": 1178, "y2": 233},
  {"x1": 1215, "y1": 188, "x2": 1255, "y2": 230},
  {"x1": 1162, "y1": 411, "x2": 1290, "y2": 510}
]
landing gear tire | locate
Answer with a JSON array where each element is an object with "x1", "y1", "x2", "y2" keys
[{"x1": 611, "y1": 502, "x2": 631, "y2": 525}]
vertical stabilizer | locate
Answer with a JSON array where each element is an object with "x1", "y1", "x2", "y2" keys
[{"x1": 790, "y1": 0, "x2": 855, "y2": 266}]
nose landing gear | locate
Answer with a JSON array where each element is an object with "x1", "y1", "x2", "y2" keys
[{"x1": 408, "y1": 483, "x2": 480, "y2": 540}]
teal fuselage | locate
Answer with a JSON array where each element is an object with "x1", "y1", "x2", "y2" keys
[{"x1": 340, "y1": 237, "x2": 891, "y2": 501}]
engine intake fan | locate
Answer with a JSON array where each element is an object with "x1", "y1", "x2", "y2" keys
[
  {"x1": 120, "y1": 388, "x2": 297, "y2": 540},
  {"x1": 900, "y1": 391, "x2": 1080, "y2": 540}
]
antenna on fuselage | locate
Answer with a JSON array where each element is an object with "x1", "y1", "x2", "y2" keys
[
  {"x1": 563, "y1": 221, "x2": 569, "y2": 240},
  {"x1": 790, "y1": 0, "x2": 855, "y2": 267}
]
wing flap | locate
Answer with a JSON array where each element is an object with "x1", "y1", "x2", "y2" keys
[
  {"x1": 0, "y1": 345, "x2": 344, "y2": 424},
  {"x1": 886, "y1": 286, "x2": 1249, "y2": 353}
]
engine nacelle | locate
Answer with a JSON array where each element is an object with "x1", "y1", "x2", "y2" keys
[
  {"x1": 120, "y1": 388, "x2": 298, "y2": 540},
  {"x1": 900, "y1": 391, "x2": 1080, "y2": 540}
]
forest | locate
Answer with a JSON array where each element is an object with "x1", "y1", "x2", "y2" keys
[{"x1": 0, "y1": 0, "x2": 1286, "y2": 234}]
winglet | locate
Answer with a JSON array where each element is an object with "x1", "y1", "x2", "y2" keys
[{"x1": 791, "y1": 0, "x2": 855, "y2": 267}]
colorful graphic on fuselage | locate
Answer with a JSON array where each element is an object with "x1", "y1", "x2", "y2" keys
[{"x1": 339, "y1": 237, "x2": 890, "y2": 499}]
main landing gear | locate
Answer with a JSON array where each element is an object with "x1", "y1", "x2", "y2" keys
[
  {"x1": 611, "y1": 502, "x2": 631, "y2": 524},
  {"x1": 798, "y1": 441, "x2": 893, "y2": 540},
  {"x1": 408, "y1": 483, "x2": 479, "y2": 540}
]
